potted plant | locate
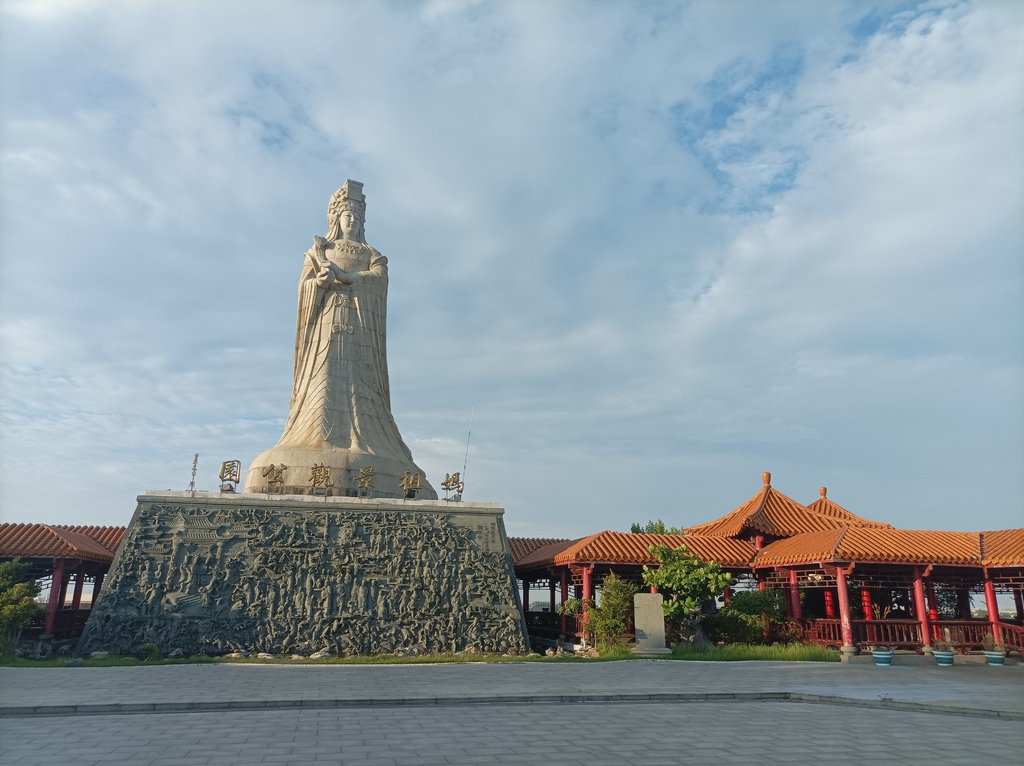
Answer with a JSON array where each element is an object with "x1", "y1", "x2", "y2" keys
[
  {"x1": 981, "y1": 633, "x2": 1006, "y2": 666},
  {"x1": 868, "y1": 645, "x2": 895, "y2": 667},
  {"x1": 932, "y1": 640, "x2": 956, "y2": 667}
]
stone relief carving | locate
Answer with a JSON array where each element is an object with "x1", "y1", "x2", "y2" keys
[{"x1": 79, "y1": 500, "x2": 526, "y2": 657}]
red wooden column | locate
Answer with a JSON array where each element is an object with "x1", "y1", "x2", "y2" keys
[
  {"x1": 912, "y1": 567, "x2": 931, "y2": 649},
  {"x1": 522, "y1": 580, "x2": 530, "y2": 613},
  {"x1": 723, "y1": 586, "x2": 731, "y2": 606},
  {"x1": 925, "y1": 583, "x2": 939, "y2": 622},
  {"x1": 559, "y1": 570, "x2": 569, "y2": 635},
  {"x1": 983, "y1": 575, "x2": 1001, "y2": 643},
  {"x1": 1014, "y1": 587, "x2": 1024, "y2": 621},
  {"x1": 43, "y1": 558, "x2": 66, "y2": 634},
  {"x1": 549, "y1": 579, "x2": 556, "y2": 614},
  {"x1": 860, "y1": 587, "x2": 876, "y2": 643},
  {"x1": 789, "y1": 570, "x2": 802, "y2": 620},
  {"x1": 824, "y1": 590, "x2": 836, "y2": 618},
  {"x1": 581, "y1": 566, "x2": 593, "y2": 630},
  {"x1": 92, "y1": 572, "x2": 106, "y2": 605},
  {"x1": 835, "y1": 566, "x2": 854, "y2": 650},
  {"x1": 70, "y1": 566, "x2": 86, "y2": 611},
  {"x1": 57, "y1": 568, "x2": 71, "y2": 607}
]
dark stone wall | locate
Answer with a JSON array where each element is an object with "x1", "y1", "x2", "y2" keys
[{"x1": 79, "y1": 494, "x2": 528, "y2": 656}]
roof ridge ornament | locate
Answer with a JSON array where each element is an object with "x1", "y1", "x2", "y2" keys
[
  {"x1": 820, "y1": 486, "x2": 827, "y2": 498},
  {"x1": 762, "y1": 471, "x2": 771, "y2": 487}
]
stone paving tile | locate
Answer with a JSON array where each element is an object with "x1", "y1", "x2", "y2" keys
[
  {"x1": 4, "y1": 660, "x2": 1023, "y2": 714},
  {"x1": 3, "y1": 663, "x2": 1023, "y2": 766}
]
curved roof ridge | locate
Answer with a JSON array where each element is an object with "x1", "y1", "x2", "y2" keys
[
  {"x1": 686, "y1": 474, "x2": 846, "y2": 539},
  {"x1": 805, "y1": 490, "x2": 893, "y2": 529},
  {"x1": 831, "y1": 525, "x2": 850, "y2": 558}
]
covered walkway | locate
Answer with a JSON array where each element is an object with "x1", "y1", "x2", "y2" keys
[
  {"x1": 0, "y1": 523, "x2": 125, "y2": 639},
  {"x1": 510, "y1": 473, "x2": 1024, "y2": 654}
]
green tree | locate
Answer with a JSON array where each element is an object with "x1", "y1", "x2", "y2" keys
[
  {"x1": 641, "y1": 544, "x2": 731, "y2": 624},
  {"x1": 630, "y1": 519, "x2": 684, "y2": 534},
  {"x1": 588, "y1": 573, "x2": 639, "y2": 648},
  {"x1": 0, "y1": 559, "x2": 42, "y2": 655}
]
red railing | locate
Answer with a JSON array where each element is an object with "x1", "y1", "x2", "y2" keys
[
  {"x1": 852, "y1": 619, "x2": 922, "y2": 649},
  {"x1": 800, "y1": 619, "x2": 842, "y2": 646},
  {"x1": 524, "y1": 610, "x2": 582, "y2": 641},
  {"x1": 25, "y1": 608, "x2": 92, "y2": 638},
  {"x1": 793, "y1": 617, "x2": 1021, "y2": 655},
  {"x1": 799, "y1": 618, "x2": 922, "y2": 649},
  {"x1": 930, "y1": 620, "x2": 991, "y2": 652},
  {"x1": 995, "y1": 622, "x2": 1024, "y2": 654}
]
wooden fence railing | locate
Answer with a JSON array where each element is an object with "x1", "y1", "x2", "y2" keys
[
  {"x1": 799, "y1": 619, "x2": 842, "y2": 646},
  {"x1": 997, "y1": 622, "x2": 1024, "y2": 653},
  {"x1": 798, "y1": 617, "x2": 1013, "y2": 653},
  {"x1": 852, "y1": 619, "x2": 922, "y2": 649},
  {"x1": 930, "y1": 620, "x2": 991, "y2": 651}
]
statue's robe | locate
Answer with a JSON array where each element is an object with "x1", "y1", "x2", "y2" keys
[{"x1": 244, "y1": 239, "x2": 436, "y2": 498}]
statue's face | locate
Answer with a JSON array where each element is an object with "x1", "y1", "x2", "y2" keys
[{"x1": 338, "y1": 209, "x2": 359, "y2": 238}]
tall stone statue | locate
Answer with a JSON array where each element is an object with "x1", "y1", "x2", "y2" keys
[{"x1": 244, "y1": 181, "x2": 437, "y2": 499}]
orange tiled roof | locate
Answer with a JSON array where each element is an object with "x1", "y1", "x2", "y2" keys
[
  {"x1": 754, "y1": 527, "x2": 986, "y2": 567},
  {"x1": 685, "y1": 473, "x2": 846, "y2": 539},
  {"x1": 0, "y1": 524, "x2": 125, "y2": 563},
  {"x1": 508, "y1": 537, "x2": 570, "y2": 565},
  {"x1": 517, "y1": 531, "x2": 755, "y2": 569},
  {"x1": 805, "y1": 487, "x2": 892, "y2": 529},
  {"x1": 516, "y1": 537, "x2": 586, "y2": 569},
  {"x1": 981, "y1": 529, "x2": 1024, "y2": 567}
]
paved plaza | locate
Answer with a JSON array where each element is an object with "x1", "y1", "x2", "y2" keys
[{"x1": 2, "y1": 660, "x2": 1022, "y2": 765}]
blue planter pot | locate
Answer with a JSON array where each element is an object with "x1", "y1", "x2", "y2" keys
[
  {"x1": 933, "y1": 650, "x2": 955, "y2": 667},
  {"x1": 983, "y1": 650, "x2": 1006, "y2": 666},
  {"x1": 871, "y1": 650, "x2": 894, "y2": 667}
]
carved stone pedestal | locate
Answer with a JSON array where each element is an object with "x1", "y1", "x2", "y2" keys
[{"x1": 79, "y1": 491, "x2": 528, "y2": 657}]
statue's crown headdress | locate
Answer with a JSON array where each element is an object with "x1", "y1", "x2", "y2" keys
[{"x1": 328, "y1": 179, "x2": 366, "y2": 220}]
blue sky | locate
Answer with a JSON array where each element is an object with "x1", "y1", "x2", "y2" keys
[{"x1": 1, "y1": 0, "x2": 1022, "y2": 537}]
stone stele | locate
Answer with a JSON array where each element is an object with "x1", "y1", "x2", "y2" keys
[
  {"x1": 631, "y1": 592, "x2": 671, "y2": 654},
  {"x1": 80, "y1": 181, "x2": 529, "y2": 656}
]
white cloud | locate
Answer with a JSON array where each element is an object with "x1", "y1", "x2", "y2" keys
[{"x1": 1, "y1": 1, "x2": 1021, "y2": 534}]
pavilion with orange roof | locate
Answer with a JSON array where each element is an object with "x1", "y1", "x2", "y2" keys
[
  {"x1": 0, "y1": 524, "x2": 125, "y2": 639},
  {"x1": 510, "y1": 472, "x2": 1024, "y2": 655}
]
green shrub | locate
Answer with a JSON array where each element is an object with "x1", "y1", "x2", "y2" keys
[
  {"x1": 139, "y1": 643, "x2": 163, "y2": 661},
  {"x1": 558, "y1": 574, "x2": 639, "y2": 649},
  {"x1": 703, "y1": 590, "x2": 799, "y2": 646},
  {"x1": 0, "y1": 559, "x2": 41, "y2": 655},
  {"x1": 588, "y1": 573, "x2": 638, "y2": 649}
]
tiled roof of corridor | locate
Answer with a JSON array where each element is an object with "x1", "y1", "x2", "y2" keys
[
  {"x1": 508, "y1": 537, "x2": 570, "y2": 565},
  {"x1": 753, "y1": 527, "x2": 993, "y2": 567},
  {"x1": 0, "y1": 524, "x2": 125, "y2": 563},
  {"x1": 516, "y1": 530, "x2": 755, "y2": 569},
  {"x1": 685, "y1": 473, "x2": 848, "y2": 538},
  {"x1": 980, "y1": 529, "x2": 1024, "y2": 566}
]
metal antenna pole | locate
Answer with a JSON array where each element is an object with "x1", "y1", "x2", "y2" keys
[
  {"x1": 188, "y1": 453, "x2": 199, "y2": 493},
  {"x1": 461, "y1": 406, "x2": 474, "y2": 488}
]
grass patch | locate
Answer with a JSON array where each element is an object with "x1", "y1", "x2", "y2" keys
[
  {"x1": 1, "y1": 643, "x2": 838, "y2": 667},
  {"x1": 670, "y1": 643, "x2": 840, "y2": 662}
]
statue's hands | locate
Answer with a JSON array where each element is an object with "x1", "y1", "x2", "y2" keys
[
  {"x1": 315, "y1": 267, "x2": 335, "y2": 287},
  {"x1": 314, "y1": 262, "x2": 353, "y2": 287},
  {"x1": 327, "y1": 261, "x2": 353, "y2": 285}
]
